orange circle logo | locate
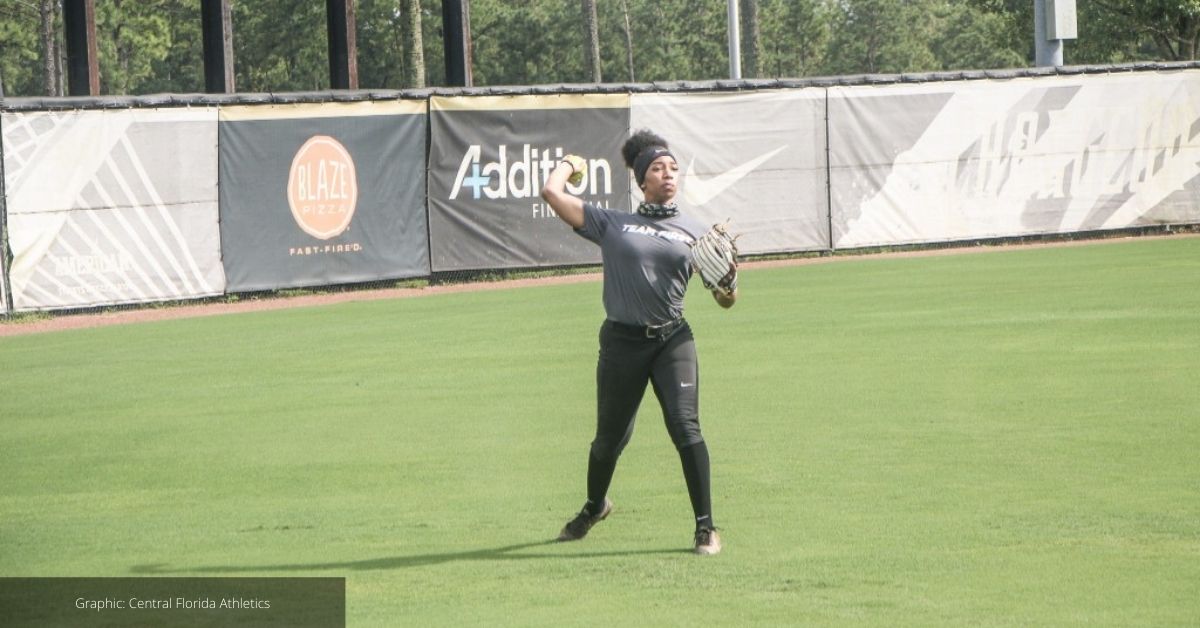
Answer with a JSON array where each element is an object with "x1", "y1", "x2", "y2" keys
[{"x1": 287, "y1": 135, "x2": 358, "y2": 240}]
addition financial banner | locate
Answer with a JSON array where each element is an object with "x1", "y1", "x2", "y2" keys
[{"x1": 427, "y1": 94, "x2": 631, "y2": 272}]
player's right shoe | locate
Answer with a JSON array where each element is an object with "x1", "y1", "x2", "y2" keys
[
  {"x1": 693, "y1": 527, "x2": 722, "y2": 555},
  {"x1": 557, "y1": 499, "x2": 613, "y2": 541}
]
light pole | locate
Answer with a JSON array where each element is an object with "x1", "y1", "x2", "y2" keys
[{"x1": 1034, "y1": 0, "x2": 1077, "y2": 67}]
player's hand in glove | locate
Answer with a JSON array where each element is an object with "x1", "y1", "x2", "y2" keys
[{"x1": 691, "y1": 220, "x2": 740, "y2": 298}]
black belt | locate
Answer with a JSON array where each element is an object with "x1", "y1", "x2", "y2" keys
[{"x1": 609, "y1": 318, "x2": 685, "y2": 340}]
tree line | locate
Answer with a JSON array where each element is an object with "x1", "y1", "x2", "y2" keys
[{"x1": 1, "y1": 0, "x2": 1197, "y2": 97}]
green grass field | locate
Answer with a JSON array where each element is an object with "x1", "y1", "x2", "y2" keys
[{"x1": 2, "y1": 236, "x2": 1198, "y2": 626}]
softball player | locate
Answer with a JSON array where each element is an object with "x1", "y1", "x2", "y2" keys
[{"x1": 540, "y1": 129, "x2": 736, "y2": 555}]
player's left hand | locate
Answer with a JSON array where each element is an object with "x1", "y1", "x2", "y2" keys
[{"x1": 691, "y1": 220, "x2": 739, "y2": 297}]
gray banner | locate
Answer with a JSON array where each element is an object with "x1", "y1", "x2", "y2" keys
[
  {"x1": 0, "y1": 244, "x2": 7, "y2": 316},
  {"x1": 830, "y1": 73, "x2": 1200, "y2": 248},
  {"x1": 1, "y1": 111, "x2": 7, "y2": 315},
  {"x1": 0, "y1": 577, "x2": 344, "y2": 628},
  {"x1": 2, "y1": 109, "x2": 225, "y2": 311},
  {"x1": 427, "y1": 95, "x2": 630, "y2": 272},
  {"x1": 0, "y1": 220, "x2": 8, "y2": 315},
  {"x1": 219, "y1": 103, "x2": 429, "y2": 292}
]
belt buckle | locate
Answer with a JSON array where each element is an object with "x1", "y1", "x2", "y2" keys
[{"x1": 645, "y1": 319, "x2": 676, "y2": 339}]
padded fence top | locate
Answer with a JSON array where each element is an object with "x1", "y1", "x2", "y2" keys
[{"x1": 3, "y1": 61, "x2": 1199, "y2": 111}]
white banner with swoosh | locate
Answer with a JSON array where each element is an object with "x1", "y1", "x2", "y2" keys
[{"x1": 631, "y1": 91, "x2": 831, "y2": 254}]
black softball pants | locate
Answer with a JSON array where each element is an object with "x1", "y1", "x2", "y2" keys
[
  {"x1": 591, "y1": 319, "x2": 704, "y2": 458},
  {"x1": 583, "y1": 319, "x2": 714, "y2": 530}
]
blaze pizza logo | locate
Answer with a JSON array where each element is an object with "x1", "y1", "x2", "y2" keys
[{"x1": 287, "y1": 135, "x2": 358, "y2": 239}]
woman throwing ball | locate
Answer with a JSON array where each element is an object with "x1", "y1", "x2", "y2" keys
[{"x1": 540, "y1": 129, "x2": 737, "y2": 555}]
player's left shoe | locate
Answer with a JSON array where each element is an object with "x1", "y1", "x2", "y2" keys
[{"x1": 693, "y1": 527, "x2": 722, "y2": 555}]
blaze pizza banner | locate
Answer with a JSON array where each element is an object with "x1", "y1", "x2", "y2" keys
[
  {"x1": 830, "y1": 70, "x2": 1200, "y2": 248},
  {"x1": 427, "y1": 94, "x2": 630, "y2": 271},
  {"x1": 218, "y1": 101, "x2": 428, "y2": 292},
  {"x1": 1, "y1": 108, "x2": 224, "y2": 311},
  {"x1": 630, "y1": 90, "x2": 831, "y2": 254}
]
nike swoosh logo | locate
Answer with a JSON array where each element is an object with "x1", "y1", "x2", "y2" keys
[{"x1": 683, "y1": 145, "x2": 788, "y2": 206}]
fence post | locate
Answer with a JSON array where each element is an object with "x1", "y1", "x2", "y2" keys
[
  {"x1": 0, "y1": 111, "x2": 13, "y2": 315},
  {"x1": 824, "y1": 88, "x2": 835, "y2": 253},
  {"x1": 327, "y1": 0, "x2": 359, "y2": 90},
  {"x1": 63, "y1": 0, "x2": 100, "y2": 96},
  {"x1": 201, "y1": 0, "x2": 236, "y2": 93}
]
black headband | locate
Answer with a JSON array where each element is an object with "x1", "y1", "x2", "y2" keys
[{"x1": 632, "y1": 146, "x2": 675, "y2": 186}]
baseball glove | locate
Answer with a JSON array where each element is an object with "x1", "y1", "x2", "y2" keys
[{"x1": 691, "y1": 220, "x2": 740, "y2": 296}]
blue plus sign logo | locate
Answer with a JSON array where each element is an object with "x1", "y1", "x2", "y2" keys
[{"x1": 461, "y1": 164, "x2": 491, "y2": 199}]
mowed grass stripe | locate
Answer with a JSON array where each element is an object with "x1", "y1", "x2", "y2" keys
[{"x1": 1, "y1": 236, "x2": 1197, "y2": 626}]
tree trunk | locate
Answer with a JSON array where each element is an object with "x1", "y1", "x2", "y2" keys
[
  {"x1": 40, "y1": 0, "x2": 61, "y2": 96},
  {"x1": 115, "y1": 0, "x2": 129, "y2": 94},
  {"x1": 620, "y1": 0, "x2": 634, "y2": 82},
  {"x1": 1179, "y1": 15, "x2": 1199, "y2": 60},
  {"x1": 740, "y1": 0, "x2": 760, "y2": 78},
  {"x1": 402, "y1": 0, "x2": 425, "y2": 87},
  {"x1": 582, "y1": 0, "x2": 601, "y2": 83},
  {"x1": 53, "y1": 1, "x2": 64, "y2": 96}
]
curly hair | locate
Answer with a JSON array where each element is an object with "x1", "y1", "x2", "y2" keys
[{"x1": 621, "y1": 129, "x2": 670, "y2": 169}]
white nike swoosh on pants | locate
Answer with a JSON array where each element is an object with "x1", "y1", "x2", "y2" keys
[{"x1": 683, "y1": 145, "x2": 788, "y2": 206}]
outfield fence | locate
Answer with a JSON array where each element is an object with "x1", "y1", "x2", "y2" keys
[{"x1": 2, "y1": 62, "x2": 1199, "y2": 314}]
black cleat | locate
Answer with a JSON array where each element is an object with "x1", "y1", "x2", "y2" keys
[{"x1": 557, "y1": 499, "x2": 613, "y2": 541}]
